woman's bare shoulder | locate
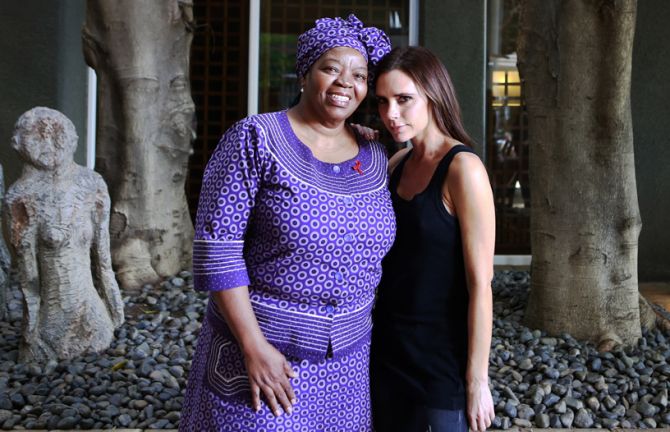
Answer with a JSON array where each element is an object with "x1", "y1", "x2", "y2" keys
[{"x1": 446, "y1": 150, "x2": 490, "y2": 196}]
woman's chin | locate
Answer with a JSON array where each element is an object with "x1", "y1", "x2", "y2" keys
[
  {"x1": 322, "y1": 107, "x2": 356, "y2": 123},
  {"x1": 390, "y1": 132, "x2": 408, "y2": 143}
]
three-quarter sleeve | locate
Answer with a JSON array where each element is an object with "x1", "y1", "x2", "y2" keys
[{"x1": 192, "y1": 119, "x2": 265, "y2": 291}]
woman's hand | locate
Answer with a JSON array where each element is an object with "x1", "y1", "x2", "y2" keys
[
  {"x1": 243, "y1": 340, "x2": 297, "y2": 416},
  {"x1": 210, "y1": 287, "x2": 297, "y2": 416},
  {"x1": 350, "y1": 123, "x2": 380, "y2": 141},
  {"x1": 466, "y1": 377, "x2": 495, "y2": 431}
]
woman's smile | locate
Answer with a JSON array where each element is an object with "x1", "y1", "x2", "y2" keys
[{"x1": 327, "y1": 91, "x2": 352, "y2": 107}]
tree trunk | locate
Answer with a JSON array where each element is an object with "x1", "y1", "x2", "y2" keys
[
  {"x1": 82, "y1": 1, "x2": 195, "y2": 289},
  {"x1": 517, "y1": 0, "x2": 642, "y2": 346}
]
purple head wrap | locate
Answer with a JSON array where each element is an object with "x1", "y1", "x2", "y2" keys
[{"x1": 296, "y1": 14, "x2": 392, "y2": 81}]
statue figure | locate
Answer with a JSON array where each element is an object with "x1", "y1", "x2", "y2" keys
[
  {"x1": 0, "y1": 165, "x2": 10, "y2": 321},
  {"x1": 5, "y1": 107, "x2": 124, "y2": 362}
]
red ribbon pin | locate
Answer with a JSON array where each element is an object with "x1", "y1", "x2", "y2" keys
[{"x1": 352, "y1": 160, "x2": 364, "y2": 175}]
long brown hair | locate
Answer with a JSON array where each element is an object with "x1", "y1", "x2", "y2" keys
[{"x1": 375, "y1": 46, "x2": 474, "y2": 147}]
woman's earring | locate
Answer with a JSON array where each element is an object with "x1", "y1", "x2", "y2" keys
[{"x1": 300, "y1": 87, "x2": 304, "y2": 93}]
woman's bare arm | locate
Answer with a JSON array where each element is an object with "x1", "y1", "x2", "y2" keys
[{"x1": 447, "y1": 152, "x2": 496, "y2": 432}]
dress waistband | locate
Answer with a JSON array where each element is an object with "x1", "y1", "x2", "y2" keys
[{"x1": 206, "y1": 298, "x2": 373, "y2": 361}]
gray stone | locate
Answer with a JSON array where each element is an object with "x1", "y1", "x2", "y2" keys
[
  {"x1": 56, "y1": 416, "x2": 78, "y2": 429},
  {"x1": 0, "y1": 397, "x2": 10, "y2": 411},
  {"x1": 653, "y1": 388, "x2": 668, "y2": 407},
  {"x1": 9, "y1": 392, "x2": 24, "y2": 407},
  {"x1": 169, "y1": 365, "x2": 185, "y2": 378},
  {"x1": 602, "y1": 418, "x2": 619, "y2": 429},
  {"x1": 564, "y1": 396, "x2": 584, "y2": 410},
  {"x1": 150, "y1": 418, "x2": 170, "y2": 428},
  {"x1": 0, "y1": 410, "x2": 12, "y2": 424},
  {"x1": 535, "y1": 413, "x2": 550, "y2": 428},
  {"x1": 528, "y1": 384, "x2": 544, "y2": 405},
  {"x1": 518, "y1": 358, "x2": 533, "y2": 370},
  {"x1": 513, "y1": 418, "x2": 532, "y2": 427},
  {"x1": 560, "y1": 408, "x2": 574, "y2": 428},
  {"x1": 586, "y1": 396, "x2": 600, "y2": 411},
  {"x1": 549, "y1": 414, "x2": 562, "y2": 428},
  {"x1": 602, "y1": 395, "x2": 617, "y2": 410},
  {"x1": 520, "y1": 330, "x2": 533, "y2": 343},
  {"x1": 635, "y1": 400, "x2": 657, "y2": 417},
  {"x1": 643, "y1": 417, "x2": 657, "y2": 428},
  {"x1": 573, "y1": 408, "x2": 594, "y2": 427},
  {"x1": 604, "y1": 367, "x2": 618, "y2": 377},
  {"x1": 590, "y1": 357, "x2": 602, "y2": 371},
  {"x1": 543, "y1": 393, "x2": 560, "y2": 407},
  {"x1": 516, "y1": 404, "x2": 534, "y2": 420},
  {"x1": 149, "y1": 369, "x2": 167, "y2": 383},
  {"x1": 626, "y1": 407, "x2": 642, "y2": 422},
  {"x1": 89, "y1": 384, "x2": 107, "y2": 396},
  {"x1": 503, "y1": 401, "x2": 517, "y2": 418},
  {"x1": 552, "y1": 383, "x2": 568, "y2": 396},
  {"x1": 544, "y1": 367, "x2": 560, "y2": 379},
  {"x1": 540, "y1": 337, "x2": 557, "y2": 346}
]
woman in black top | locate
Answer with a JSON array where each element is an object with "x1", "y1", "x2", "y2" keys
[{"x1": 371, "y1": 46, "x2": 496, "y2": 432}]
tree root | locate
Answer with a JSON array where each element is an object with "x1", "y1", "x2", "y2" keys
[
  {"x1": 597, "y1": 332, "x2": 623, "y2": 352},
  {"x1": 640, "y1": 293, "x2": 670, "y2": 334},
  {"x1": 597, "y1": 294, "x2": 669, "y2": 352}
]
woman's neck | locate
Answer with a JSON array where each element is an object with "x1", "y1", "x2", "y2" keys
[
  {"x1": 288, "y1": 102, "x2": 345, "y2": 135},
  {"x1": 410, "y1": 124, "x2": 455, "y2": 160},
  {"x1": 288, "y1": 105, "x2": 350, "y2": 145}
]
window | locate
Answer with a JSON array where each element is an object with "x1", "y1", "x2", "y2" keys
[{"x1": 486, "y1": 0, "x2": 530, "y2": 254}]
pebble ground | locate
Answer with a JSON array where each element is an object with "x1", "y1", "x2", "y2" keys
[{"x1": 0, "y1": 271, "x2": 668, "y2": 430}]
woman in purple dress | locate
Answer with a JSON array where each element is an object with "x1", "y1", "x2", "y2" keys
[{"x1": 180, "y1": 15, "x2": 394, "y2": 431}]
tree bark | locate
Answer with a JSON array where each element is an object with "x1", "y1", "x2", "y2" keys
[
  {"x1": 82, "y1": 0, "x2": 195, "y2": 289},
  {"x1": 518, "y1": 0, "x2": 642, "y2": 346}
]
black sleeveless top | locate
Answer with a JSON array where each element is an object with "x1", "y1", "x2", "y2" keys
[{"x1": 372, "y1": 144, "x2": 475, "y2": 410}]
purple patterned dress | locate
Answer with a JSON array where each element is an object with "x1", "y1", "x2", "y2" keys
[{"x1": 180, "y1": 111, "x2": 396, "y2": 431}]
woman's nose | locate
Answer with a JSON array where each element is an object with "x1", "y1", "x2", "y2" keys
[
  {"x1": 336, "y1": 73, "x2": 353, "y2": 88},
  {"x1": 388, "y1": 105, "x2": 399, "y2": 120}
]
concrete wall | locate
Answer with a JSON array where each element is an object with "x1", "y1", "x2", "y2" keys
[
  {"x1": 0, "y1": 2, "x2": 88, "y2": 188},
  {"x1": 632, "y1": 1, "x2": 670, "y2": 281},
  {"x1": 420, "y1": 0, "x2": 487, "y2": 157}
]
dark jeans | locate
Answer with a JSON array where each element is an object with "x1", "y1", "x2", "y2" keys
[
  {"x1": 373, "y1": 402, "x2": 467, "y2": 432},
  {"x1": 371, "y1": 367, "x2": 468, "y2": 432}
]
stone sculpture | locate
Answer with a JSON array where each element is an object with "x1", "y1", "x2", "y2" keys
[
  {"x1": 5, "y1": 107, "x2": 124, "y2": 362},
  {"x1": 0, "y1": 165, "x2": 10, "y2": 321}
]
